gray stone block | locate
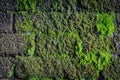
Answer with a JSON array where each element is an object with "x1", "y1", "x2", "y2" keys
[
  {"x1": 0, "y1": 57, "x2": 13, "y2": 78},
  {"x1": 0, "y1": 13, "x2": 13, "y2": 33},
  {"x1": 0, "y1": 0, "x2": 15, "y2": 12},
  {"x1": 0, "y1": 34, "x2": 27, "y2": 56}
]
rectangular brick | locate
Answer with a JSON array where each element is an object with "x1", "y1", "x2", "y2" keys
[
  {"x1": 0, "y1": 34, "x2": 24, "y2": 56},
  {"x1": 0, "y1": 57, "x2": 13, "y2": 78},
  {"x1": 0, "y1": 33, "x2": 35, "y2": 56},
  {"x1": 0, "y1": 0, "x2": 15, "y2": 12},
  {"x1": 0, "y1": 13, "x2": 13, "y2": 33}
]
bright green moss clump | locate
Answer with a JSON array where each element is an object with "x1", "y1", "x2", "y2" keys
[
  {"x1": 96, "y1": 13, "x2": 115, "y2": 37},
  {"x1": 76, "y1": 40, "x2": 111, "y2": 73}
]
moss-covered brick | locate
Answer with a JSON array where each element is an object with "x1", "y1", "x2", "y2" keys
[
  {"x1": 13, "y1": 9, "x2": 116, "y2": 79},
  {"x1": 34, "y1": 11, "x2": 53, "y2": 33},
  {"x1": 0, "y1": 0, "x2": 118, "y2": 79},
  {"x1": 25, "y1": 32, "x2": 36, "y2": 56},
  {"x1": 15, "y1": 54, "x2": 77, "y2": 79},
  {"x1": 75, "y1": 36, "x2": 112, "y2": 77},
  {"x1": 35, "y1": 12, "x2": 96, "y2": 57},
  {"x1": 35, "y1": 30, "x2": 81, "y2": 57},
  {"x1": 15, "y1": 14, "x2": 35, "y2": 33}
]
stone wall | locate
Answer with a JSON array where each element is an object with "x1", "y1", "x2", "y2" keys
[{"x1": 0, "y1": 0, "x2": 120, "y2": 80}]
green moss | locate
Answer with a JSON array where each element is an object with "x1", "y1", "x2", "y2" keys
[
  {"x1": 76, "y1": 39, "x2": 111, "y2": 71},
  {"x1": 36, "y1": 29, "x2": 81, "y2": 57},
  {"x1": 76, "y1": 32, "x2": 111, "y2": 74},
  {"x1": 14, "y1": 11, "x2": 115, "y2": 79},
  {"x1": 26, "y1": 32, "x2": 36, "y2": 56},
  {"x1": 29, "y1": 77, "x2": 66, "y2": 80},
  {"x1": 15, "y1": 14, "x2": 36, "y2": 56},
  {"x1": 60, "y1": 53, "x2": 68, "y2": 59},
  {"x1": 108, "y1": 78, "x2": 113, "y2": 80},
  {"x1": 29, "y1": 77, "x2": 52, "y2": 80},
  {"x1": 34, "y1": 12, "x2": 113, "y2": 79},
  {"x1": 77, "y1": 0, "x2": 99, "y2": 11},
  {"x1": 77, "y1": 13, "x2": 115, "y2": 75},
  {"x1": 15, "y1": 57, "x2": 44, "y2": 78},
  {"x1": 7, "y1": 64, "x2": 15, "y2": 78},
  {"x1": 76, "y1": 40, "x2": 83, "y2": 57},
  {"x1": 96, "y1": 13, "x2": 115, "y2": 37},
  {"x1": 15, "y1": 15, "x2": 34, "y2": 33},
  {"x1": 103, "y1": 57, "x2": 120, "y2": 80},
  {"x1": 29, "y1": 77, "x2": 40, "y2": 80},
  {"x1": 71, "y1": 0, "x2": 77, "y2": 4},
  {"x1": 16, "y1": 54, "x2": 63, "y2": 78},
  {"x1": 15, "y1": 0, "x2": 36, "y2": 14}
]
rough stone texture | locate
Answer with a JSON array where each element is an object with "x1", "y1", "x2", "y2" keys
[
  {"x1": 113, "y1": 13, "x2": 120, "y2": 56},
  {"x1": 0, "y1": 57, "x2": 13, "y2": 78},
  {"x1": 0, "y1": 13, "x2": 13, "y2": 33},
  {"x1": 0, "y1": 0, "x2": 15, "y2": 12},
  {"x1": 113, "y1": 33, "x2": 120, "y2": 55},
  {"x1": 0, "y1": 34, "x2": 27, "y2": 56},
  {"x1": 0, "y1": 0, "x2": 119, "y2": 80}
]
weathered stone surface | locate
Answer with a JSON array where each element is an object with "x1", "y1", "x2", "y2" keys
[
  {"x1": 0, "y1": 57, "x2": 14, "y2": 78},
  {"x1": 0, "y1": 13, "x2": 13, "y2": 33},
  {"x1": 113, "y1": 33, "x2": 120, "y2": 54},
  {"x1": 0, "y1": 79, "x2": 9, "y2": 80},
  {"x1": 0, "y1": 0, "x2": 15, "y2": 12},
  {"x1": 0, "y1": 34, "x2": 28, "y2": 56},
  {"x1": 112, "y1": 13, "x2": 120, "y2": 56}
]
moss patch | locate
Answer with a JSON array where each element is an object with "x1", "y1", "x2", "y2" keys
[
  {"x1": 14, "y1": 5, "x2": 116, "y2": 79},
  {"x1": 15, "y1": 0, "x2": 36, "y2": 14},
  {"x1": 96, "y1": 13, "x2": 115, "y2": 37}
]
